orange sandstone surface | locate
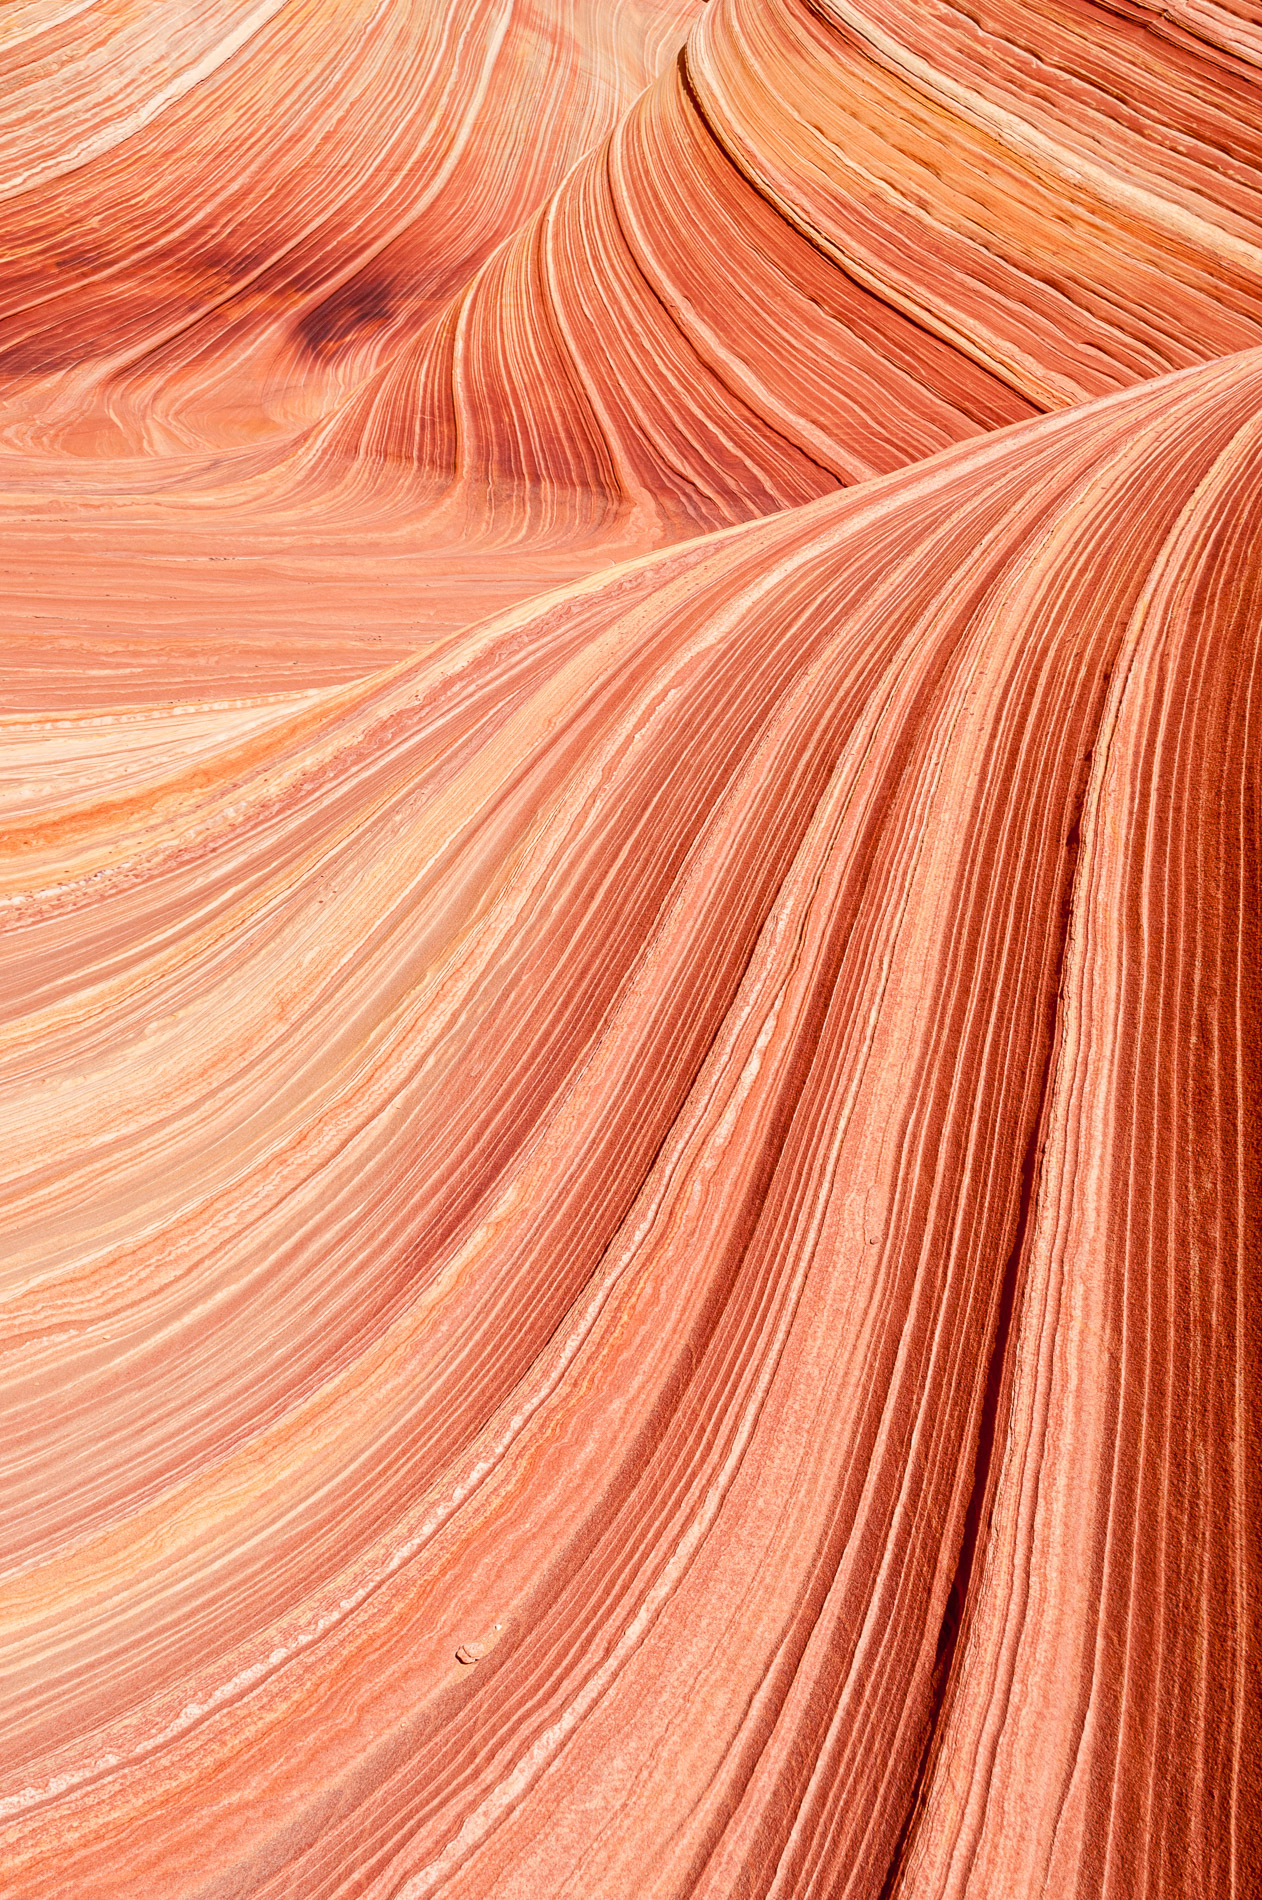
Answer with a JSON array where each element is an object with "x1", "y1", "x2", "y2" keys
[{"x1": 0, "y1": 4, "x2": 1258, "y2": 1897}]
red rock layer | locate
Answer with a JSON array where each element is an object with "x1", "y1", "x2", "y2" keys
[
  {"x1": 3, "y1": 352, "x2": 1259, "y2": 1896},
  {"x1": 335, "y1": 0, "x2": 1262, "y2": 524},
  {"x1": 2, "y1": 3, "x2": 1259, "y2": 1897},
  {"x1": 5, "y1": 0, "x2": 1262, "y2": 704},
  {"x1": 0, "y1": 0, "x2": 701, "y2": 453}
]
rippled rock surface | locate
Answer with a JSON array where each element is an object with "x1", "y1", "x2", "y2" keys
[{"x1": 2, "y1": 4, "x2": 1259, "y2": 1896}]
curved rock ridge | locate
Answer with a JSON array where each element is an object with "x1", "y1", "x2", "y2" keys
[
  {"x1": 2, "y1": 352, "x2": 1259, "y2": 1896},
  {"x1": 4, "y1": 0, "x2": 1260, "y2": 1894},
  {"x1": 6, "y1": 0, "x2": 1262, "y2": 706},
  {"x1": 0, "y1": 0, "x2": 701, "y2": 453},
  {"x1": 330, "y1": 0, "x2": 1262, "y2": 524}
]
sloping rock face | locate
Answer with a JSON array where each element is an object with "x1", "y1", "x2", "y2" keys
[{"x1": 1, "y1": 5, "x2": 1258, "y2": 1898}]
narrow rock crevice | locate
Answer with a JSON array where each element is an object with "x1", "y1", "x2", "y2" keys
[{"x1": 877, "y1": 746, "x2": 1094, "y2": 1899}]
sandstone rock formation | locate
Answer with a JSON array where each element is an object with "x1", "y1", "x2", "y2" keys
[{"x1": 1, "y1": 3, "x2": 1258, "y2": 1897}]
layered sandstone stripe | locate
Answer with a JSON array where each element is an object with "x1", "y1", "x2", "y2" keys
[
  {"x1": 3, "y1": 0, "x2": 1259, "y2": 1895},
  {"x1": 4, "y1": 0, "x2": 1262, "y2": 705},
  {"x1": 335, "y1": 0, "x2": 1262, "y2": 525},
  {"x1": 2, "y1": 353, "x2": 1258, "y2": 1896},
  {"x1": 0, "y1": 0, "x2": 702, "y2": 451}
]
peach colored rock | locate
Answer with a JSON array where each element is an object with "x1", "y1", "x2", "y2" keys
[{"x1": 0, "y1": 4, "x2": 1258, "y2": 1898}]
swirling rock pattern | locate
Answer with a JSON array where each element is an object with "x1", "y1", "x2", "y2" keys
[{"x1": 2, "y1": 4, "x2": 1258, "y2": 1898}]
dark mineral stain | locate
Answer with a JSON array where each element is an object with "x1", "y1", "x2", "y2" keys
[
  {"x1": 296, "y1": 273, "x2": 398, "y2": 355},
  {"x1": 0, "y1": 237, "x2": 293, "y2": 379}
]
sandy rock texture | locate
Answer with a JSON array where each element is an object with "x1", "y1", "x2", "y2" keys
[{"x1": 1, "y1": 3, "x2": 1258, "y2": 1897}]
